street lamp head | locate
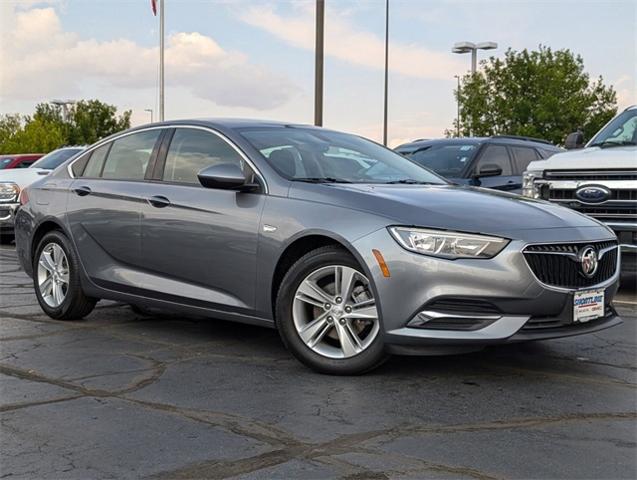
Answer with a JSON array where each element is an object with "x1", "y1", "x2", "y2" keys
[
  {"x1": 452, "y1": 41, "x2": 476, "y2": 54},
  {"x1": 476, "y1": 41, "x2": 498, "y2": 50}
]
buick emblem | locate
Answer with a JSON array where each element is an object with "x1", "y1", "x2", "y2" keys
[
  {"x1": 578, "y1": 246, "x2": 598, "y2": 278},
  {"x1": 575, "y1": 185, "x2": 610, "y2": 204}
]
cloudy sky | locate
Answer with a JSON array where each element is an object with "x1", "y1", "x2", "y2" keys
[{"x1": 1, "y1": 0, "x2": 635, "y2": 146}]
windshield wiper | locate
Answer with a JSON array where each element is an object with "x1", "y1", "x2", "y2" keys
[
  {"x1": 384, "y1": 179, "x2": 438, "y2": 185},
  {"x1": 589, "y1": 140, "x2": 636, "y2": 148},
  {"x1": 294, "y1": 177, "x2": 353, "y2": 184}
]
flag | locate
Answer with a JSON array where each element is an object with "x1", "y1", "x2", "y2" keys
[{"x1": 150, "y1": 0, "x2": 157, "y2": 16}]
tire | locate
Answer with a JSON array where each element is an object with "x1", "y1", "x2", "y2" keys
[
  {"x1": 33, "y1": 230, "x2": 96, "y2": 320},
  {"x1": 275, "y1": 245, "x2": 388, "y2": 375},
  {"x1": 0, "y1": 233, "x2": 14, "y2": 245}
]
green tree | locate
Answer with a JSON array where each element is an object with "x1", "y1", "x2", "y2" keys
[
  {"x1": 66, "y1": 100, "x2": 131, "y2": 145},
  {"x1": 450, "y1": 46, "x2": 618, "y2": 145},
  {"x1": 0, "y1": 114, "x2": 65, "y2": 154},
  {"x1": 0, "y1": 99, "x2": 131, "y2": 154}
]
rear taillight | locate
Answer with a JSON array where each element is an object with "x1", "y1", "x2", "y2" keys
[{"x1": 19, "y1": 188, "x2": 29, "y2": 206}]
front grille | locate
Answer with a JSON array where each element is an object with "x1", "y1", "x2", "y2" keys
[
  {"x1": 570, "y1": 206, "x2": 637, "y2": 217},
  {"x1": 545, "y1": 170, "x2": 637, "y2": 181},
  {"x1": 548, "y1": 189, "x2": 637, "y2": 201},
  {"x1": 523, "y1": 241, "x2": 618, "y2": 288}
]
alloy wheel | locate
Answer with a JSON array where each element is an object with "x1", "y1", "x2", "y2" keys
[
  {"x1": 292, "y1": 265, "x2": 379, "y2": 359},
  {"x1": 37, "y1": 243, "x2": 69, "y2": 308}
]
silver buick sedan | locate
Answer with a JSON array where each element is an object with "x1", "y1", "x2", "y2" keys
[{"x1": 15, "y1": 120, "x2": 622, "y2": 374}]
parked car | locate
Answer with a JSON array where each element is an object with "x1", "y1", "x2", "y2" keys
[
  {"x1": 0, "y1": 154, "x2": 44, "y2": 170},
  {"x1": 0, "y1": 147, "x2": 85, "y2": 243},
  {"x1": 395, "y1": 136, "x2": 561, "y2": 194},
  {"x1": 523, "y1": 105, "x2": 637, "y2": 277},
  {"x1": 15, "y1": 120, "x2": 621, "y2": 374}
]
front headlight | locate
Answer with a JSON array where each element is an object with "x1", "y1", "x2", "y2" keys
[
  {"x1": 522, "y1": 170, "x2": 543, "y2": 198},
  {"x1": 0, "y1": 183, "x2": 20, "y2": 202},
  {"x1": 388, "y1": 227, "x2": 509, "y2": 259}
]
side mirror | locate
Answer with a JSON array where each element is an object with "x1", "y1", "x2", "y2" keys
[
  {"x1": 564, "y1": 131, "x2": 585, "y2": 150},
  {"x1": 197, "y1": 163, "x2": 258, "y2": 192},
  {"x1": 474, "y1": 164, "x2": 502, "y2": 178}
]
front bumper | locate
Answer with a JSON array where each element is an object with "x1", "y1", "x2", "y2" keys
[
  {"x1": 0, "y1": 202, "x2": 18, "y2": 232},
  {"x1": 353, "y1": 226, "x2": 622, "y2": 354}
]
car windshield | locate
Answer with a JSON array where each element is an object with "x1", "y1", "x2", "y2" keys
[
  {"x1": 31, "y1": 148, "x2": 83, "y2": 170},
  {"x1": 589, "y1": 109, "x2": 637, "y2": 147},
  {"x1": 405, "y1": 143, "x2": 479, "y2": 177},
  {"x1": 239, "y1": 127, "x2": 446, "y2": 184},
  {"x1": 0, "y1": 158, "x2": 15, "y2": 169}
]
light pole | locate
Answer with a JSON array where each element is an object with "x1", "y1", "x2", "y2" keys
[
  {"x1": 382, "y1": 0, "x2": 389, "y2": 146},
  {"x1": 50, "y1": 100, "x2": 75, "y2": 122},
  {"x1": 454, "y1": 75, "x2": 460, "y2": 137},
  {"x1": 452, "y1": 41, "x2": 497, "y2": 74},
  {"x1": 314, "y1": 0, "x2": 324, "y2": 126},
  {"x1": 144, "y1": 108, "x2": 154, "y2": 123}
]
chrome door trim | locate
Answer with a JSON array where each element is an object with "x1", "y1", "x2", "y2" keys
[{"x1": 67, "y1": 124, "x2": 269, "y2": 193}]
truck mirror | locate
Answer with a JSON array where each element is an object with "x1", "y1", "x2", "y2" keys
[{"x1": 564, "y1": 131, "x2": 585, "y2": 150}]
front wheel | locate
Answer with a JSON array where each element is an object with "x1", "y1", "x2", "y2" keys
[
  {"x1": 33, "y1": 231, "x2": 96, "y2": 320},
  {"x1": 276, "y1": 246, "x2": 388, "y2": 375}
]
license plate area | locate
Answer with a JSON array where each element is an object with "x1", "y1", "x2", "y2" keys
[{"x1": 573, "y1": 289, "x2": 605, "y2": 323}]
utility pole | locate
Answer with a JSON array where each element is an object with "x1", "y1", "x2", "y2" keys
[
  {"x1": 159, "y1": 0, "x2": 165, "y2": 121},
  {"x1": 382, "y1": 0, "x2": 389, "y2": 146},
  {"x1": 454, "y1": 75, "x2": 460, "y2": 137},
  {"x1": 314, "y1": 0, "x2": 324, "y2": 126},
  {"x1": 144, "y1": 108, "x2": 154, "y2": 123}
]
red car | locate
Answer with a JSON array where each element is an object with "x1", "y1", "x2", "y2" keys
[{"x1": 0, "y1": 154, "x2": 43, "y2": 170}]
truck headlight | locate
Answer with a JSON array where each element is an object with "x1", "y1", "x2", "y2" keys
[
  {"x1": 388, "y1": 227, "x2": 509, "y2": 259},
  {"x1": 522, "y1": 170, "x2": 543, "y2": 198},
  {"x1": 0, "y1": 183, "x2": 20, "y2": 202}
]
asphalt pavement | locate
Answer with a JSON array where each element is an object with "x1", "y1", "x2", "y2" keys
[{"x1": 1, "y1": 244, "x2": 636, "y2": 479}]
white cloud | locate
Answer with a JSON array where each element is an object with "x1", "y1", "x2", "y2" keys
[
  {"x1": 238, "y1": 3, "x2": 464, "y2": 80},
  {"x1": 614, "y1": 74, "x2": 636, "y2": 109},
  {"x1": 0, "y1": 6, "x2": 298, "y2": 111}
]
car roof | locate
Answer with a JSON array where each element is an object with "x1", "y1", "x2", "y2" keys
[{"x1": 396, "y1": 136, "x2": 560, "y2": 151}]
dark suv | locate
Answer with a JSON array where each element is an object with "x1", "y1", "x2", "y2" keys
[{"x1": 395, "y1": 136, "x2": 561, "y2": 194}]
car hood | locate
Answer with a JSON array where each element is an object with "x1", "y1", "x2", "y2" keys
[
  {"x1": 290, "y1": 183, "x2": 610, "y2": 239},
  {"x1": 0, "y1": 168, "x2": 50, "y2": 191},
  {"x1": 527, "y1": 145, "x2": 636, "y2": 171}
]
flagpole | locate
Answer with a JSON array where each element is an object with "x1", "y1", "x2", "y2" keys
[
  {"x1": 383, "y1": 0, "x2": 389, "y2": 146},
  {"x1": 159, "y1": 0, "x2": 165, "y2": 121},
  {"x1": 314, "y1": 0, "x2": 324, "y2": 126}
]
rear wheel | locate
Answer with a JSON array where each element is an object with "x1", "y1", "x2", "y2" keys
[
  {"x1": 33, "y1": 231, "x2": 96, "y2": 320},
  {"x1": 276, "y1": 246, "x2": 388, "y2": 375}
]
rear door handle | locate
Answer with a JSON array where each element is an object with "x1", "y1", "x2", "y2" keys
[
  {"x1": 148, "y1": 195, "x2": 171, "y2": 208},
  {"x1": 73, "y1": 186, "x2": 92, "y2": 196}
]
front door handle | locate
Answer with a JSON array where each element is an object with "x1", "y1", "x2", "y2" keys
[
  {"x1": 73, "y1": 186, "x2": 92, "y2": 196},
  {"x1": 148, "y1": 195, "x2": 171, "y2": 208}
]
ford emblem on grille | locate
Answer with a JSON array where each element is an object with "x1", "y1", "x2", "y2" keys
[
  {"x1": 578, "y1": 246, "x2": 599, "y2": 278},
  {"x1": 575, "y1": 185, "x2": 611, "y2": 203}
]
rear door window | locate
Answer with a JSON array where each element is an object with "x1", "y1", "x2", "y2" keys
[
  {"x1": 82, "y1": 144, "x2": 111, "y2": 178},
  {"x1": 101, "y1": 130, "x2": 161, "y2": 180},
  {"x1": 510, "y1": 146, "x2": 540, "y2": 174},
  {"x1": 475, "y1": 145, "x2": 512, "y2": 175},
  {"x1": 162, "y1": 128, "x2": 245, "y2": 184}
]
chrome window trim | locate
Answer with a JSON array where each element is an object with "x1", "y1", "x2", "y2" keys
[
  {"x1": 520, "y1": 239, "x2": 620, "y2": 292},
  {"x1": 67, "y1": 124, "x2": 269, "y2": 193}
]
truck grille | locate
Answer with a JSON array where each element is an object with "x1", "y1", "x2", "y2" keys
[
  {"x1": 523, "y1": 241, "x2": 618, "y2": 288},
  {"x1": 548, "y1": 189, "x2": 637, "y2": 201},
  {"x1": 544, "y1": 170, "x2": 637, "y2": 181}
]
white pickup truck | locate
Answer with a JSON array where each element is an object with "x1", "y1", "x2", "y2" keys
[{"x1": 523, "y1": 105, "x2": 637, "y2": 276}]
